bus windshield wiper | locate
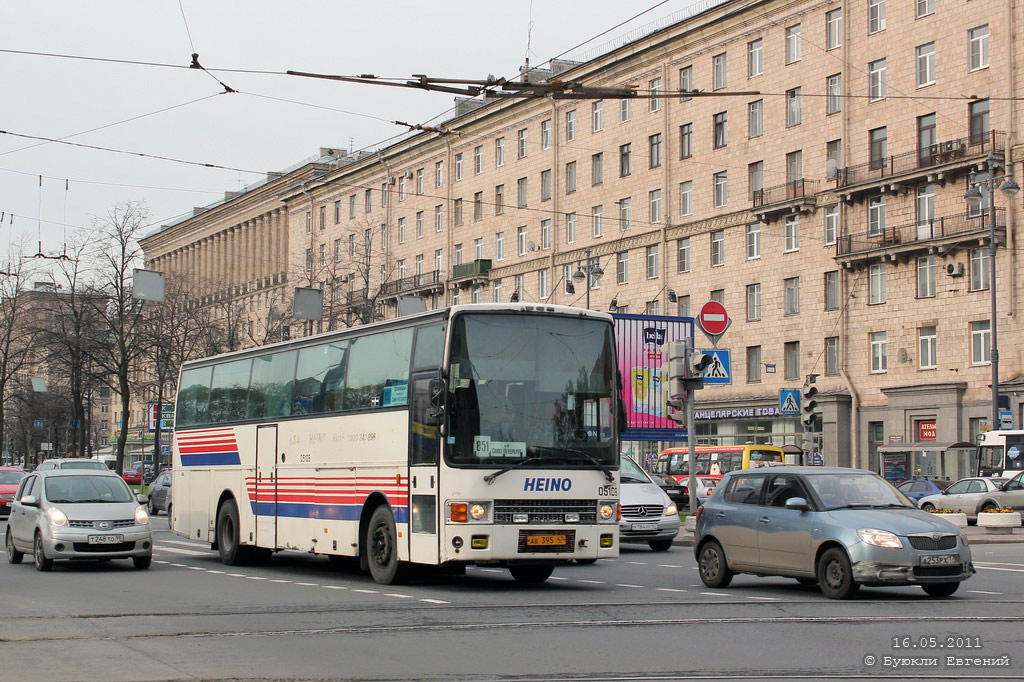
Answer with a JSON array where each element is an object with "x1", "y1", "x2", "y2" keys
[
  {"x1": 483, "y1": 457, "x2": 546, "y2": 485},
  {"x1": 529, "y1": 445, "x2": 615, "y2": 482}
]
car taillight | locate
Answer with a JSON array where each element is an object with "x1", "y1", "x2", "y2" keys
[{"x1": 694, "y1": 505, "x2": 703, "y2": 525}]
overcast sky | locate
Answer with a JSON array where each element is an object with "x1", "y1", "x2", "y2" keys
[{"x1": 0, "y1": 1, "x2": 706, "y2": 263}]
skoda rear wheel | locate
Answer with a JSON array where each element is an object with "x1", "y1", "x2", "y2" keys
[
  {"x1": 922, "y1": 582, "x2": 960, "y2": 597},
  {"x1": 698, "y1": 540, "x2": 733, "y2": 588}
]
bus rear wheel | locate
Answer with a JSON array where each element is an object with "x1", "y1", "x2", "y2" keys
[
  {"x1": 366, "y1": 506, "x2": 410, "y2": 585},
  {"x1": 217, "y1": 499, "x2": 253, "y2": 566},
  {"x1": 509, "y1": 564, "x2": 554, "y2": 583}
]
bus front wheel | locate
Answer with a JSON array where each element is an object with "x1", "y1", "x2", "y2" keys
[
  {"x1": 509, "y1": 564, "x2": 554, "y2": 583},
  {"x1": 366, "y1": 506, "x2": 410, "y2": 585}
]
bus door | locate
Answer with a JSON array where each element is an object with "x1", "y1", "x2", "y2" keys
[
  {"x1": 408, "y1": 371, "x2": 440, "y2": 564},
  {"x1": 255, "y1": 425, "x2": 278, "y2": 548}
]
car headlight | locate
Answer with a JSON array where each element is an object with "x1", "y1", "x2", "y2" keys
[
  {"x1": 857, "y1": 528, "x2": 903, "y2": 548},
  {"x1": 135, "y1": 506, "x2": 150, "y2": 525},
  {"x1": 47, "y1": 507, "x2": 68, "y2": 527},
  {"x1": 598, "y1": 503, "x2": 616, "y2": 520},
  {"x1": 665, "y1": 502, "x2": 678, "y2": 516}
]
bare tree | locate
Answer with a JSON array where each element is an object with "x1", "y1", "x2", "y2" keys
[{"x1": 0, "y1": 253, "x2": 37, "y2": 462}]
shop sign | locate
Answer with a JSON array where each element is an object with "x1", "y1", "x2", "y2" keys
[
  {"x1": 694, "y1": 406, "x2": 781, "y2": 420},
  {"x1": 917, "y1": 420, "x2": 937, "y2": 441}
]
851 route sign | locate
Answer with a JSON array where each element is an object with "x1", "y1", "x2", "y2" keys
[{"x1": 697, "y1": 300, "x2": 731, "y2": 346}]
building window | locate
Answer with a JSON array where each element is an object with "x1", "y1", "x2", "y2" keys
[
  {"x1": 869, "y1": 127, "x2": 888, "y2": 169},
  {"x1": 453, "y1": 198, "x2": 463, "y2": 226},
  {"x1": 618, "y1": 197, "x2": 632, "y2": 231},
  {"x1": 517, "y1": 226, "x2": 528, "y2": 256},
  {"x1": 453, "y1": 243, "x2": 463, "y2": 267},
  {"x1": 517, "y1": 177, "x2": 528, "y2": 208},
  {"x1": 538, "y1": 269, "x2": 549, "y2": 299},
  {"x1": 616, "y1": 251, "x2": 629, "y2": 285},
  {"x1": 679, "y1": 123, "x2": 693, "y2": 158},
  {"x1": 565, "y1": 110, "x2": 577, "y2": 141},
  {"x1": 591, "y1": 152, "x2": 603, "y2": 185},
  {"x1": 710, "y1": 229, "x2": 725, "y2": 267},
  {"x1": 435, "y1": 161, "x2": 444, "y2": 188},
  {"x1": 415, "y1": 169, "x2": 424, "y2": 194},
  {"x1": 592, "y1": 205, "x2": 603, "y2": 237},
  {"x1": 517, "y1": 128, "x2": 528, "y2": 158},
  {"x1": 565, "y1": 161, "x2": 577, "y2": 194},
  {"x1": 646, "y1": 245, "x2": 659, "y2": 279},
  {"x1": 746, "y1": 283, "x2": 761, "y2": 321},
  {"x1": 540, "y1": 219, "x2": 552, "y2": 249},
  {"x1": 416, "y1": 211, "x2": 424, "y2": 238},
  {"x1": 784, "y1": 277, "x2": 800, "y2": 315},
  {"x1": 592, "y1": 100, "x2": 603, "y2": 132},
  {"x1": 748, "y1": 161, "x2": 763, "y2": 199},
  {"x1": 566, "y1": 213, "x2": 577, "y2": 244},
  {"x1": 747, "y1": 345, "x2": 762, "y2": 383},
  {"x1": 916, "y1": 43, "x2": 936, "y2": 87},
  {"x1": 786, "y1": 88, "x2": 802, "y2": 127},
  {"x1": 398, "y1": 217, "x2": 407, "y2": 243},
  {"x1": 712, "y1": 53, "x2": 727, "y2": 90},
  {"x1": 713, "y1": 112, "x2": 728, "y2": 148},
  {"x1": 364, "y1": 189, "x2": 372, "y2": 213},
  {"x1": 786, "y1": 150, "x2": 803, "y2": 184},
  {"x1": 826, "y1": 9, "x2": 842, "y2": 49},
  {"x1": 305, "y1": 248, "x2": 312, "y2": 270},
  {"x1": 917, "y1": 0, "x2": 934, "y2": 18},
  {"x1": 333, "y1": 238, "x2": 340, "y2": 263},
  {"x1": 917, "y1": 255, "x2": 936, "y2": 298},
  {"x1": 869, "y1": 262, "x2": 887, "y2": 304},
  {"x1": 454, "y1": 153, "x2": 463, "y2": 181},
  {"x1": 677, "y1": 295, "x2": 691, "y2": 317},
  {"x1": 471, "y1": 145, "x2": 483, "y2": 175},
  {"x1": 540, "y1": 119, "x2": 552, "y2": 149},
  {"x1": 679, "y1": 66, "x2": 693, "y2": 101},
  {"x1": 825, "y1": 337, "x2": 840, "y2": 376},
  {"x1": 970, "y1": 247, "x2": 990, "y2": 291},
  {"x1": 495, "y1": 231, "x2": 505, "y2": 260},
  {"x1": 348, "y1": 233, "x2": 356, "y2": 258},
  {"x1": 868, "y1": 59, "x2": 887, "y2": 101},
  {"x1": 434, "y1": 205, "x2": 444, "y2": 232},
  {"x1": 824, "y1": 270, "x2": 840, "y2": 310},
  {"x1": 784, "y1": 215, "x2": 800, "y2": 252},
  {"x1": 823, "y1": 205, "x2": 838, "y2": 245},
  {"x1": 868, "y1": 195, "x2": 886, "y2": 236},
  {"x1": 679, "y1": 180, "x2": 693, "y2": 216},
  {"x1": 711, "y1": 290, "x2": 725, "y2": 305},
  {"x1": 870, "y1": 331, "x2": 888, "y2": 372},
  {"x1": 494, "y1": 184, "x2": 505, "y2": 215},
  {"x1": 785, "y1": 25, "x2": 801, "y2": 64},
  {"x1": 540, "y1": 169, "x2": 552, "y2": 201},
  {"x1": 969, "y1": 99, "x2": 990, "y2": 145},
  {"x1": 649, "y1": 189, "x2": 663, "y2": 223},
  {"x1": 649, "y1": 133, "x2": 663, "y2": 168},
  {"x1": 919, "y1": 326, "x2": 937, "y2": 369},
  {"x1": 649, "y1": 77, "x2": 662, "y2": 111},
  {"x1": 971, "y1": 320, "x2": 991, "y2": 364},
  {"x1": 748, "y1": 39, "x2": 763, "y2": 77},
  {"x1": 826, "y1": 74, "x2": 842, "y2": 114},
  {"x1": 968, "y1": 25, "x2": 990, "y2": 71},
  {"x1": 746, "y1": 223, "x2": 761, "y2": 259},
  {"x1": 495, "y1": 138, "x2": 505, "y2": 167},
  {"x1": 349, "y1": 195, "x2": 356, "y2": 219},
  {"x1": 784, "y1": 341, "x2": 800, "y2": 380},
  {"x1": 473, "y1": 237, "x2": 483, "y2": 261},
  {"x1": 677, "y1": 237, "x2": 691, "y2": 273},
  {"x1": 748, "y1": 100, "x2": 763, "y2": 138},
  {"x1": 492, "y1": 279, "x2": 502, "y2": 303},
  {"x1": 474, "y1": 191, "x2": 483, "y2": 221},
  {"x1": 868, "y1": 0, "x2": 886, "y2": 34},
  {"x1": 713, "y1": 171, "x2": 728, "y2": 208},
  {"x1": 619, "y1": 98, "x2": 631, "y2": 123},
  {"x1": 397, "y1": 176, "x2": 407, "y2": 202},
  {"x1": 619, "y1": 143, "x2": 631, "y2": 176}
]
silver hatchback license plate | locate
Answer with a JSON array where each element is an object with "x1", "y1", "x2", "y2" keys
[
  {"x1": 88, "y1": 534, "x2": 124, "y2": 545},
  {"x1": 921, "y1": 554, "x2": 959, "y2": 566},
  {"x1": 631, "y1": 522, "x2": 659, "y2": 531}
]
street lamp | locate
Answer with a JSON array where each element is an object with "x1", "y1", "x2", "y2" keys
[
  {"x1": 572, "y1": 246, "x2": 604, "y2": 309},
  {"x1": 964, "y1": 152, "x2": 1019, "y2": 432}
]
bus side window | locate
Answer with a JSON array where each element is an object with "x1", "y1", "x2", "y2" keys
[
  {"x1": 343, "y1": 328, "x2": 414, "y2": 410},
  {"x1": 209, "y1": 359, "x2": 252, "y2": 423},
  {"x1": 295, "y1": 343, "x2": 346, "y2": 416},
  {"x1": 177, "y1": 366, "x2": 213, "y2": 426},
  {"x1": 412, "y1": 323, "x2": 445, "y2": 370},
  {"x1": 247, "y1": 350, "x2": 297, "y2": 419}
]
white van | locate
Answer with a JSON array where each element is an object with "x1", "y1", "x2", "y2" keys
[{"x1": 618, "y1": 456, "x2": 681, "y2": 551}]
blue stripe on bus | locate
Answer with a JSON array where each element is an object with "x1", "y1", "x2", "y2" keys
[
  {"x1": 180, "y1": 452, "x2": 242, "y2": 466},
  {"x1": 250, "y1": 501, "x2": 409, "y2": 524}
]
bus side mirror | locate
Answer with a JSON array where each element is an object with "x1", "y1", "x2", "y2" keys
[{"x1": 426, "y1": 377, "x2": 446, "y2": 425}]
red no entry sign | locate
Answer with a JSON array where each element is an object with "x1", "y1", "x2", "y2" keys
[{"x1": 698, "y1": 300, "x2": 730, "y2": 336}]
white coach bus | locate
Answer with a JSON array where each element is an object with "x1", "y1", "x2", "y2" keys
[{"x1": 171, "y1": 303, "x2": 622, "y2": 584}]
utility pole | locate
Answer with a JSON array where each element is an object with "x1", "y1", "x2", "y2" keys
[{"x1": 667, "y1": 340, "x2": 713, "y2": 513}]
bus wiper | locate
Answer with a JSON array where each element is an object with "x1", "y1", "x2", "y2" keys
[
  {"x1": 529, "y1": 445, "x2": 615, "y2": 483},
  {"x1": 483, "y1": 457, "x2": 546, "y2": 485}
]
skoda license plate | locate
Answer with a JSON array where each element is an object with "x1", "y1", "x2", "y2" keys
[
  {"x1": 631, "y1": 522, "x2": 659, "y2": 531},
  {"x1": 88, "y1": 534, "x2": 124, "y2": 545},
  {"x1": 921, "y1": 554, "x2": 959, "y2": 566},
  {"x1": 526, "y1": 534, "x2": 566, "y2": 547}
]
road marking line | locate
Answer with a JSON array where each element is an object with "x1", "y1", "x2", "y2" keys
[
  {"x1": 295, "y1": 582, "x2": 318, "y2": 586},
  {"x1": 154, "y1": 546, "x2": 209, "y2": 556},
  {"x1": 154, "y1": 560, "x2": 169, "y2": 564},
  {"x1": 245, "y1": 576, "x2": 267, "y2": 581},
  {"x1": 975, "y1": 561, "x2": 1024, "y2": 567},
  {"x1": 749, "y1": 596, "x2": 780, "y2": 601},
  {"x1": 323, "y1": 585, "x2": 346, "y2": 590},
  {"x1": 578, "y1": 579, "x2": 605, "y2": 584},
  {"x1": 701, "y1": 592, "x2": 730, "y2": 596},
  {"x1": 628, "y1": 561, "x2": 648, "y2": 565},
  {"x1": 968, "y1": 590, "x2": 1002, "y2": 595},
  {"x1": 420, "y1": 598, "x2": 449, "y2": 604},
  {"x1": 975, "y1": 566, "x2": 1024, "y2": 573},
  {"x1": 170, "y1": 563, "x2": 187, "y2": 567},
  {"x1": 227, "y1": 573, "x2": 246, "y2": 577},
  {"x1": 549, "y1": 576, "x2": 568, "y2": 581},
  {"x1": 616, "y1": 584, "x2": 644, "y2": 588},
  {"x1": 206, "y1": 570, "x2": 225, "y2": 574},
  {"x1": 270, "y1": 579, "x2": 290, "y2": 583},
  {"x1": 158, "y1": 540, "x2": 209, "y2": 549},
  {"x1": 479, "y1": 568, "x2": 501, "y2": 573},
  {"x1": 384, "y1": 593, "x2": 414, "y2": 598},
  {"x1": 187, "y1": 566, "x2": 204, "y2": 571},
  {"x1": 657, "y1": 564, "x2": 682, "y2": 568},
  {"x1": 353, "y1": 589, "x2": 378, "y2": 594},
  {"x1": 656, "y1": 588, "x2": 688, "y2": 593}
]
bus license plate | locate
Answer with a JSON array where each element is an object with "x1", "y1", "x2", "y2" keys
[
  {"x1": 526, "y1": 534, "x2": 567, "y2": 547},
  {"x1": 631, "y1": 522, "x2": 659, "y2": 531},
  {"x1": 921, "y1": 554, "x2": 959, "y2": 566},
  {"x1": 88, "y1": 534, "x2": 124, "y2": 545}
]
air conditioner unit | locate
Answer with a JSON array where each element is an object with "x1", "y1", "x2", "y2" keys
[
  {"x1": 388, "y1": 176, "x2": 397, "y2": 185},
  {"x1": 404, "y1": 171, "x2": 414, "y2": 179},
  {"x1": 946, "y1": 262, "x2": 965, "y2": 277}
]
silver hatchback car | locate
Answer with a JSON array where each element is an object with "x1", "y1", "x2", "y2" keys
[
  {"x1": 5, "y1": 470, "x2": 153, "y2": 571},
  {"x1": 694, "y1": 467, "x2": 974, "y2": 599}
]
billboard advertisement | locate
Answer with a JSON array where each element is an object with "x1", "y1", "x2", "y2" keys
[{"x1": 613, "y1": 313, "x2": 695, "y2": 441}]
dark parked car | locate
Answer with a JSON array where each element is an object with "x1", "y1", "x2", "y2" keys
[
  {"x1": 694, "y1": 467, "x2": 973, "y2": 599},
  {"x1": 896, "y1": 478, "x2": 952, "y2": 502},
  {"x1": 147, "y1": 469, "x2": 172, "y2": 516}
]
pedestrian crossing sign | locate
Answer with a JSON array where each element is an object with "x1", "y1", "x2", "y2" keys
[
  {"x1": 701, "y1": 349, "x2": 731, "y2": 385},
  {"x1": 780, "y1": 389, "x2": 800, "y2": 414}
]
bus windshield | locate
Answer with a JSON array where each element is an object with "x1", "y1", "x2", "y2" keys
[{"x1": 446, "y1": 312, "x2": 617, "y2": 467}]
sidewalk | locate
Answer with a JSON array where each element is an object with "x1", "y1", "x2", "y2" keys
[{"x1": 671, "y1": 522, "x2": 1024, "y2": 547}]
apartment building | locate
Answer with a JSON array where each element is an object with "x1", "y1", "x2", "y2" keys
[{"x1": 141, "y1": 0, "x2": 1024, "y2": 470}]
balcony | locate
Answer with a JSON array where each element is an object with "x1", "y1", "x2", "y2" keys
[
  {"x1": 450, "y1": 259, "x2": 492, "y2": 288},
  {"x1": 835, "y1": 131, "x2": 1006, "y2": 202},
  {"x1": 380, "y1": 270, "x2": 444, "y2": 298},
  {"x1": 836, "y1": 208, "x2": 1004, "y2": 268},
  {"x1": 752, "y1": 179, "x2": 820, "y2": 222}
]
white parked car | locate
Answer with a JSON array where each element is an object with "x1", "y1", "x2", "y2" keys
[
  {"x1": 918, "y1": 477, "x2": 1007, "y2": 522},
  {"x1": 618, "y1": 456, "x2": 680, "y2": 551}
]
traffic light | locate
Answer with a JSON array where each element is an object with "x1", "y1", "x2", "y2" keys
[
  {"x1": 665, "y1": 341, "x2": 688, "y2": 423},
  {"x1": 801, "y1": 383, "x2": 819, "y2": 427},
  {"x1": 684, "y1": 350, "x2": 713, "y2": 390}
]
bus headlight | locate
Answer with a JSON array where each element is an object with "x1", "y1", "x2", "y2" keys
[
  {"x1": 469, "y1": 503, "x2": 488, "y2": 521},
  {"x1": 48, "y1": 507, "x2": 68, "y2": 527},
  {"x1": 447, "y1": 501, "x2": 491, "y2": 523},
  {"x1": 598, "y1": 503, "x2": 616, "y2": 521}
]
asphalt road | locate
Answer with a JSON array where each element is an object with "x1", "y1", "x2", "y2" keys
[{"x1": 2, "y1": 516, "x2": 1023, "y2": 682}]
